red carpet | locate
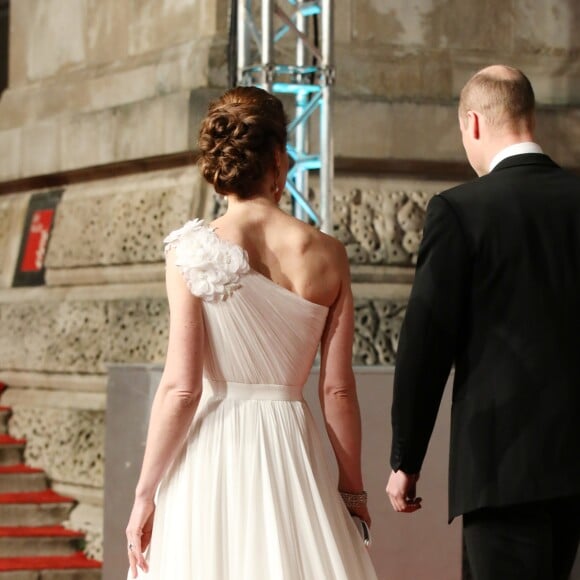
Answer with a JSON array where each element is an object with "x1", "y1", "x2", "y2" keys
[
  {"x1": 0, "y1": 552, "x2": 101, "y2": 571},
  {"x1": 0, "y1": 433, "x2": 26, "y2": 445},
  {"x1": 0, "y1": 526, "x2": 83, "y2": 538},
  {"x1": 0, "y1": 489, "x2": 74, "y2": 503}
]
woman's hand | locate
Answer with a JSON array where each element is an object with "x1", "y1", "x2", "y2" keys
[
  {"x1": 348, "y1": 503, "x2": 371, "y2": 528},
  {"x1": 126, "y1": 497, "x2": 155, "y2": 578}
]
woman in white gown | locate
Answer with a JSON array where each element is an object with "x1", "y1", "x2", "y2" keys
[{"x1": 126, "y1": 86, "x2": 378, "y2": 579}]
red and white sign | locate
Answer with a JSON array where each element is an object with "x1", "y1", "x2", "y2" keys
[{"x1": 19, "y1": 208, "x2": 55, "y2": 272}]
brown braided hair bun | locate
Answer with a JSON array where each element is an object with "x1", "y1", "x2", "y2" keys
[{"x1": 198, "y1": 86, "x2": 288, "y2": 198}]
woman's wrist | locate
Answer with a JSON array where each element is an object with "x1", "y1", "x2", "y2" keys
[
  {"x1": 134, "y1": 485, "x2": 156, "y2": 502},
  {"x1": 339, "y1": 489, "x2": 368, "y2": 511}
]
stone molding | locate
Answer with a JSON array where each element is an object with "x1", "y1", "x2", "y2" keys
[
  {"x1": 0, "y1": 371, "x2": 106, "y2": 393},
  {"x1": 2, "y1": 389, "x2": 106, "y2": 411},
  {"x1": 0, "y1": 280, "x2": 166, "y2": 303},
  {"x1": 351, "y1": 265, "x2": 414, "y2": 284},
  {"x1": 352, "y1": 282, "x2": 411, "y2": 300},
  {"x1": 46, "y1": 262, "x2": 166, "y2": 288},
  {"x1": 0, "y1": 152, "x2": 197, "y2": 196}
]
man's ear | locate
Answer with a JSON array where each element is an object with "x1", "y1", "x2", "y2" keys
[{"x1": 467, "y1": 111, "x2": 481, "y2": 140}]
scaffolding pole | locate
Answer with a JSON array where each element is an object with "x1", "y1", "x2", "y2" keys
[{"x1": 235, "y1": 0, "x2": 335, "y2": 234}]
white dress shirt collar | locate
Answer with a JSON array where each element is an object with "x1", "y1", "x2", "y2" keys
[
  {"x1": 489, "y1": 142, "x2": 543, "y2": 172},
  {"x1": 489, "y1": 141, "x2": 543, "y2": 172}
]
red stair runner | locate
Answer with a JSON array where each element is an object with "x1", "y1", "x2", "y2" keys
[
  {"x1": 0, "y1": 552, "x2": 101, "y2": 571},
  {"x1": 0, "y1": 434, "x2": 26, "y2": 445},
  {"x1": 0, "y1": 489, "x2": 74, "y2": 504},
  {"x1": 0, "y1": 526, "x2": 83, "y2": 538}
]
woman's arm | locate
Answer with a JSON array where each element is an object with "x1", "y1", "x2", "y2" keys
[
  {"x1": 126, "y1": 248, "x2": 205, "y2": 576},
  {"x1": 318, "y1": 243, "x2": 369, "y2": 524}
]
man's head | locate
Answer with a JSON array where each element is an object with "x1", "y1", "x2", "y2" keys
[{"x1": 458, "y1": 65, "x2": 536, "y2": 175}]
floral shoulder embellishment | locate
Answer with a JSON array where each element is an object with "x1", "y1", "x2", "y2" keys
[{"x1": 163, "y1": 219, "x2": 250, "y2": 302}]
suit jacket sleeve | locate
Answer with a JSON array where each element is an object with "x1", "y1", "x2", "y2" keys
[{"x1": 390, "y1": 194, "x2": 470, "y2": 474}]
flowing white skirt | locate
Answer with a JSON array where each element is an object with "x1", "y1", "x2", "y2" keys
[{"x1": 131, "y1": 382, "x2": 378, "y2": 579}]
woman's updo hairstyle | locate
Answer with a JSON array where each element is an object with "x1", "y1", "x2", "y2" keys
[{"x1": 198, "y1": 86, "x2": 288, "y2": 198}]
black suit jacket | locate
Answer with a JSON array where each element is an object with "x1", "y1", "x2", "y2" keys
[{"x1": 390, "y1": 153, "x2": 580, "y2": 520}]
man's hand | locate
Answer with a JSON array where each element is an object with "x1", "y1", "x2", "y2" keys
[{"x1": 386, "y1": 469, "x2": 422, "y2": 513}]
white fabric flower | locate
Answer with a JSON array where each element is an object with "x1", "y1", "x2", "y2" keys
[{"x1": 164, "y1": 219, "x2": 250, "y2": 301}]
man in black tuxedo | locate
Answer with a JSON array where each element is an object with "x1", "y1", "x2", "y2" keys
[{"x1": 386, "y1": 65, "x2": 580, "y2": 579}]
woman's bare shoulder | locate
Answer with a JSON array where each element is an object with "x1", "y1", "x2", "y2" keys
[
  {"x1": 287, "y1": 221, "x2": 349, "y2": 287},
  {"x1": 298, "y1": 224, "x2": 348, "y2": 267}
]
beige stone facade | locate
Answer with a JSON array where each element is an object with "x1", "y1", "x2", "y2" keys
[{"x1": 0, "y1": 0, "x2": 579, "y2": 561}]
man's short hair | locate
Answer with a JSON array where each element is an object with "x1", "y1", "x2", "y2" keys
[{"x1": 459, "y1": 66, "x2": 535, "y2": 129}]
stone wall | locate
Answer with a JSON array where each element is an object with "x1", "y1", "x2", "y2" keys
[
  {"x1": 1, "y1": 0, "x2": 580, "y2": 563},
  {"x1": 332, "y1": 0, "x2": 580, "y2": 164},
  {"x1": 0, "y1": 0, "x2": 229, "y2": 181},
  {"x1": 338, "y1": 0, "x2": 580, "y2": 103},
  {"x1": 1, "y1": 0, "x2": 580, "y2": 183}
]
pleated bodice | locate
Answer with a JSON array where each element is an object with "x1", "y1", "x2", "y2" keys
[
  {"x1": 202, "y1": 269, "x2": 328, "y2": 387},
  {"x1": 164, "y1": 219, "x2": 329, "y2": 390}
]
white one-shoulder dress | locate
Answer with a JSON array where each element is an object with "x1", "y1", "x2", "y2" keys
[{"x1": 131, "y1": 219, "x2": 377, "y2": 580}]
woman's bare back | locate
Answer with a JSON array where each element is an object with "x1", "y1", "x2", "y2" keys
[{"x1": 211, "y1": 204, "x2": 345, "y2": 308}]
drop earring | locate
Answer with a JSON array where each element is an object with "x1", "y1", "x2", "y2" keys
[{"x1": 271, "y1": 167, "x2": 281, "y2": 195}]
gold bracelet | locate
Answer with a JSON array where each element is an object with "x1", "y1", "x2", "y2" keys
[{"x1": 339, "y1": 490, "x2": 368, "y2": 510}]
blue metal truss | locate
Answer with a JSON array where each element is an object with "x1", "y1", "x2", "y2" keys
[{"x1": 235, "y1": 0, "x2": 334, "y2": 233}]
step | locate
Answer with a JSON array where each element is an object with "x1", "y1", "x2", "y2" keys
[
  {"x1": 0, "y1": 573, "x2": 101, "y2": 580},
  {"x1": 0, "y1": 491, "x2": 75, "y2": 527},
  {"x1": 0, "y1": 552, "x2": 101, "y2": 579},
  {"x1": 0, "y1": 408, "x2": 10, "y2": 435},
  {"x1": 0, "y1": 569, "x2": 101, "y2": 580},
  {"x1": 0, "y1": 527, "x2": 85, "y2": 558},
  {"x1": 0, "y1": 466, "x2": 47, "y2": 494},
  {"x1": 0, "y1": 436, "x2": 26, "y2": 466}
]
